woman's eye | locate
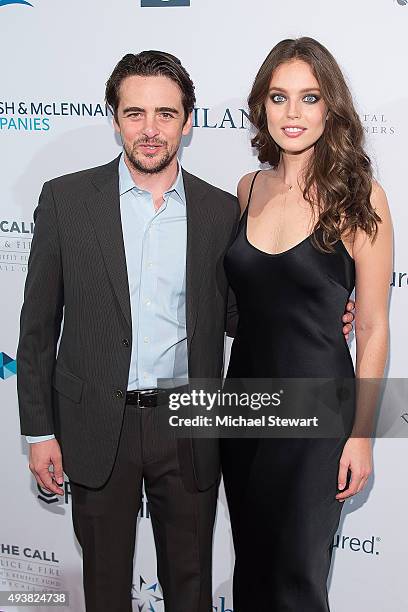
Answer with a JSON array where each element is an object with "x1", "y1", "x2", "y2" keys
[
  {"x1": 303, "y1": 94, "x2": 319, "y2": 103},
  {"x1": 271, "y1": 94, "x2": 286, "y2": 103}
]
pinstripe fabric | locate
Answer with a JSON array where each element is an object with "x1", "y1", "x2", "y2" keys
[{"x1": 17, "y1": 156, "x2": 239, "y2": 489}]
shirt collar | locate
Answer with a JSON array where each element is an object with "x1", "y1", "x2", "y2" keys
[{"x1": 119, "y1": 152, "x2": 186, "y2": 206}]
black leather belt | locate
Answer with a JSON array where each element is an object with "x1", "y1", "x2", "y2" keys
[{"x1": 126, "y1": 386, "x2": 188, "y2": 407}]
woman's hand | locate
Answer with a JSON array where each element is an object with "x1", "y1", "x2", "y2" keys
[{"x1": 336, "y1": 437, "x2": 373, "y2": 502}]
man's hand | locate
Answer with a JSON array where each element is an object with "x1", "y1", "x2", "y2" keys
[
  {"x1": 342, "y1": 299, "x2": 355, "y2": 341},
  {"x1": 28, "y1": 438, "x2": 64, "y2": 496}
]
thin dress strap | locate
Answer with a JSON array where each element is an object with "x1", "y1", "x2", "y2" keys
[{"x1": 246, "y1": 170, "x2": 262, "y2": 210}]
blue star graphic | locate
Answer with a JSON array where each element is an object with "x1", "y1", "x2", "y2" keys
[{"x1": 132, "y1": 576, "x2": 164, "y2": 612}]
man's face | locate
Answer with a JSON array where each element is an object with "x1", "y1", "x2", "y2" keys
[{"x1": 114, "y1": 74, "x2": 192, "y2": 174}]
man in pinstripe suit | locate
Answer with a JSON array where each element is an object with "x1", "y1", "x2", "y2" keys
[{"x1": 17, "y1": 51, "x2": 239, "y2": 612}]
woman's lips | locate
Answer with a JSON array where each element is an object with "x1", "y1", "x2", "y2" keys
[{"x1": 281, "y1": 127, "x2": 307, "y2": 138}]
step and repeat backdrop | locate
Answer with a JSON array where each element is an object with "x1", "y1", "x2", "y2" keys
[{"x1": 1, "y1": 1, "x2": 407, "y2": 610}]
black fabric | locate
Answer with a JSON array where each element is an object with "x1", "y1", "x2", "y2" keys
[
  {"x1": 221, "y1": 173, "x2": 355, "y2": 611},
  {"x1": 224, "y1": 206, "x2": 355, "y2": 380},
  {"x1": 71, "y1": 402, "x2": 217, "y2": 612}
]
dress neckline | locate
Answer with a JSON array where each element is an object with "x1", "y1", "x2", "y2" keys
[{"x1": 243, "y1": 205, "x2": 317, "y2": 258}]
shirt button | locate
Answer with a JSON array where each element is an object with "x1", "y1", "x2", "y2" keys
[
  {"x1": 143, "y1": 373, "x2": 148, "y2": 380},
  {"x1": 145, "y1": 299, "x2": 151, "y2": 306},
  {"x1": 122, "y1": 338, "x2": 130, "y2": 347},
  {"x1": 143, "y1": 337, "x2": 149, "y2": 343},
  {"x1": 115, "y1": 390, "x2": 124, "y2": 399}
]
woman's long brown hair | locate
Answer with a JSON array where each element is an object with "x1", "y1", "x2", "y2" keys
[{"x1": 248, "y1": 37, "x2": 380, "y2": 251}]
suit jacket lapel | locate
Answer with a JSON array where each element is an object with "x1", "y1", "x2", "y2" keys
[
  {"x1": 85, "y1": 156, "x2": 132, "y2": 329},
  {"x1": 183, "y1": 169, "x2": 212, "y2": 352}
]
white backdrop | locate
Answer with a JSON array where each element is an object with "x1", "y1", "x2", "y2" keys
[{"x1": 1, "y1": 1, "x2": 407, "y2": 610}]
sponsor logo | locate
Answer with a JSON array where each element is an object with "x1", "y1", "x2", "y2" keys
[
  {"x1": 141, "y1": 0, "x2": 190, "y2": 6},
  {"x1": 132, "y1": 576, "x2": 164, "y2": 611},
  {"x1": 131, "y1": 576, "x2": 233, "y2": 610},
  {"x1": 192, "y1": 108, "x2": 398, "y2": 134},
  {"x1": 0, "y1": 100, "x2": 398, "y2": 136},
  {"x1": 0, "y1": 543, "x2": 63, "y2": 591},
  {"x1": 0, "y1": 0, "x2": 33, "y2": 7},
  {"x1": 0, "y1": 101, "x2": 108, "y2": 132},
  {"x1": 0, "y1": 221, "x2": 32, "y2": 273},
  {"x1": 37, "y1": 481, "x2": 72, "y2": 506},
  {"x1": 139, "y1": 491, "x2": 150, "y2": 519},
  {"x1": 0, "y1": 545, "x2": 59, "y2": 563},
  {"x1": 0, "y1": 352, "x2": 16, "y2": 380},
  {"x1": 192, "y1": 108, "x2": 398, "y2": 135},
  {"x1": 0, "y1": 220, "x2": 34, "y2": 234},
  {"x1": 332, "y1": 533, "x2": 381, "y2": 556},
  {"x1": 396, "y1": 0, "x2": 407, "y2": 6},
  {"x1": 390, "y1": 271, "x2": 407, "y2": 288},
  {"x1": 213, "y1": 596, "x2": 233, "y2": 611},
  {"x1": 362, "y1": 113, "x2": 396, "y2": 136},
  {"x1": 37, "y1": 481, "x2": 152, "y2": 515},
  {"x1": 193, "y1": 107, "x2": 249, "y2": 129}
]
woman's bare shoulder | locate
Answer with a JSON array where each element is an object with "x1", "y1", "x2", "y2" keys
[{"x1": 236, "y1": 169, "x2": 275, "y2": 213}]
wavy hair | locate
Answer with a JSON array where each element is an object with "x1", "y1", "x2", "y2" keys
[{"x1": 248, "y1": 37, "x2": 380, "y2": 250}]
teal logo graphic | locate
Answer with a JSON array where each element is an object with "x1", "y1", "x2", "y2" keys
[
  {"x1": 0, "y1": 352, "x2": 16, "y2": 379},
  {"x1": 141, "y1": 0, "x2": 190, "y2": 6},
  {"x1": 132, "y1": 576, "x2": 164, "y2": 611},
  {"x1": 0, "y1": 0, "x2": 33, "y2": 6}
]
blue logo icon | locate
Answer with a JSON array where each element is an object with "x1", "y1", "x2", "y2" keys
[
  {"x1": 0, "y1": 0, "x2": 33, "y2": 6},
  {"x1": 132, "y1": 576, "x2": 164, "y2": 611},
  {"x1": 141, "y1": 0, "x2": 190, "y2": 6},
  {"x1": 0, "y1": 352, "x2": 17, "y2": 380}
]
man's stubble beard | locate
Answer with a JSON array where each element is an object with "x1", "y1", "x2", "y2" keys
[{"x1": 124, "y1": 141, "x2": 178, "y2": 175}]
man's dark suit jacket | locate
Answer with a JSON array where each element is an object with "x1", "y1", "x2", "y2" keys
[{"x1": 17, "y1": 156, "x2": 239, "y2": 491}]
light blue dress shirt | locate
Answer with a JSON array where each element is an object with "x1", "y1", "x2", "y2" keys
[{"x1": 27, "y1": 153, "x2": 188, "y2": 443}]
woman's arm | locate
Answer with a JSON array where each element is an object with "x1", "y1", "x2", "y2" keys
[
  {"x1": 354, "y1": 181, "x2": 393, "y2": 379},
  {"x1": 336, "y1": 181, "x2": 393, "y2": 501}
]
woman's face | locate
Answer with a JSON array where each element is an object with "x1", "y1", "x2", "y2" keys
[{"x1": 264, "y1": 59, "x2": 328, "y2": 155}]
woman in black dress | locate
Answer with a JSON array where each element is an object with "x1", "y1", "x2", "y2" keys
[{"x1": 221, "y1": 37, "x2": 392, "y2": 611}]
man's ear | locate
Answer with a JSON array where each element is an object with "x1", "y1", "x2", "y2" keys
[
  {"x1": 182, "y1": 111, "x2": 193, "y2": 136},
  {"x1": 113, "y1": 115, "x2": 121, "y2": 134}
]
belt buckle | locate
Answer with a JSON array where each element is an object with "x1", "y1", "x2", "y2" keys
[{"x1": 139, "y1": 388, "x2": 158, "y2": 408}]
